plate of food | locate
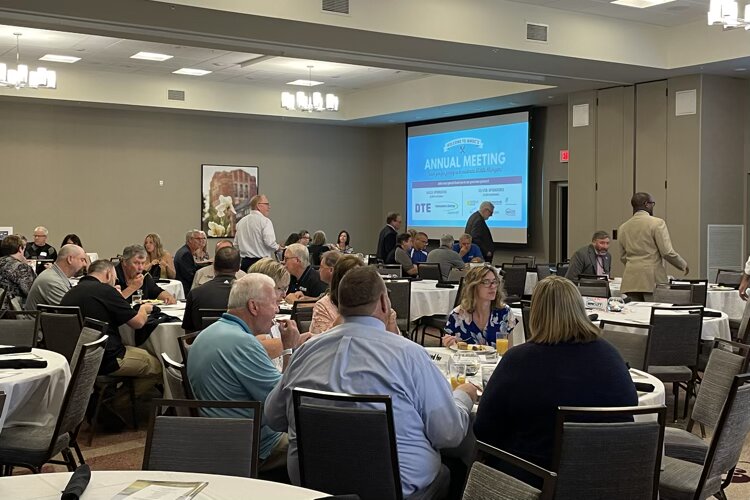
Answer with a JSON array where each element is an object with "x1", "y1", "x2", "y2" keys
[
  {"x1": 449, "y1": 342, "x2": 495, "y2": 353},
  {"x1": 140, "y1": 299, "x2": 164, "y2": 305}
]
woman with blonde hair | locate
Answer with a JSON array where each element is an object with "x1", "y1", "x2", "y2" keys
[
  {"x1": 442, "y1": 265, "x2": 516, "y2": 347},
  {"x1": 143, "y1": 233, "x2": 176, "y2": 279},
  {"x1": 474, "y1": 276, "x2": 637, "y2": 480}
]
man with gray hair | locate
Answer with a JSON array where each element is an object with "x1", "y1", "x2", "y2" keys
[
  {"x1": 175, "y1": 229, "x2": 206, "y2": 293},
  {"x1": 452, "y1": 233, "x2": 484, "y2": 263},
  {"x1": 427, "y1": 234, "x2": 467, "y2": 281},
  {"x1": 115, "y1": 244, "x2": 176, "y2": 304},
  {"x1": 234, "y1": 194, "x2": 281, "y2": 272},
  {"x1": 265, "y1": 267, "x2": 478, "y2": 497},
  {"x1": 25, "y1": 225, "x2": 58, "y2": 274},
  {"x1": 283, "y1": 243, "x2": 327, "y2": 303},
  {"x1": 566, "y1": 230, "x2": 613, "y2": 281},
  {"x1": 25, "y1": 244, "x2": 88, "y2": 310},
  {"x1": 188, "y1": 273, "x2": 301, "y2": 473},
  {"x1": 464, "y1": 201, "x2": 495, "y2": 262}
]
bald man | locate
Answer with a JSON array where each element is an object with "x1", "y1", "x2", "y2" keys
[{"x1": 25, "y1": 244, "x2": 88, "y2": 310}]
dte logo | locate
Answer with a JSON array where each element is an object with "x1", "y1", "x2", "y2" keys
[{"x1": 415, "y1": 203, "x2": 431, "y2": 213}]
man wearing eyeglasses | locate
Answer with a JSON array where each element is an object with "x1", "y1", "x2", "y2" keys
[
  {"x1": 282, "y1": 243, "x2": 327, "y2": 303},
  {"x1": 464, "y1": 201, "x2": 495, "y2": 262},
  {"x1": 174, "y1": 230, "x2": 207, "y2": 293},
  {"x1": 618, "y1": 192, "x2": 689, "y2": 302},
  {"x1": 234, "y1": 194, "x2": 281, "y2": 272}
]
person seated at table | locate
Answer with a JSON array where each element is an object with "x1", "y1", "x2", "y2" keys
[
  {"x1": 307, "y1": 231, "x2": 331, "y2": 266},
  {"x1": 334, "y1": 230, "x2": 354, "y2": 254},
  {"x1": 265, "y1": 266, "x2": 478, "y2": 498},
  {"x1": 115, "y1": 245, "x2": 177, "y2": 305},
  {"x1": 566, "y1": 230, "x2": 612, "y2": 281},
  {"x1": 193, "y1": 230, "x2": 211, "y2": 264},
  {"x1": 427, "y1": 234, "x2": 467, "y2": 281},
  {"x1": 192, "y1": 240, "x2": 246, "y2": 289},
  {"x1": 410, "y1": 231, "x2": 429, "y2": 264},
  {"x1": 60, "y1": 233, "x2": 82, "y2": 248},
  {"x1": 386, "y1": 233, "x2": 417, "y2": 277},
  {"x1": 175, "y1": 229, "x2": 205, "y2": 293},
  {"x1": 183, "y1": 246, "x2": 242, "y2": 333},
  {"x1": 474, "y1": 275, "x2": 637, "y2": 483},
  {"x1": 24, "y1": 225, "x2": 57, "y2": 263},
  {"x1": 283, "y1": 233, "x2": 300, "y2": 247},
  {"x1": 25, "y1": 244, "x2": 88, "y2": 311},
  {"x1": 452, "y1": 233, "x2": 484, "y2": 264},
  {"x1": 297, "y1": 229, "x2": 311, "y2": 247},
  {"x1": 143, "y1": 233, "x2": 176, "y2": 280},
  {"x1": 0, "y1": 235, "x2": 37, "y2": 309},
  {"x1": 188, "y1": 273, "x2": 302, "y2": 474},
  {"x1": 310, "y1": 255, "x2": 399, "y2": 335},
  {"x1": 282, "y1": 243, "x2": 327, "y2": 303},
  {"x1": 61, "y1": 259, "x2": 162, "y2": 403},
  {"x1": 442, "y1": 265, "x2": 515, "y2": 347},
  {"x1": 318, "y1": 250, "x2": 340, "y2": 287}
]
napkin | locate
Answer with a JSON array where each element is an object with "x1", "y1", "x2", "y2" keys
[
  {"x1": 0, "y1": 359, "x2": 48, "y2": 369},
  {"x1": 634, "y1": 382, "x2": 655, "y2": 393},
  {"x1": 60, "y1": 464, "x2": 91, "y2": 500},
  {"x1": 0, "y1": 346, "x2": 32, "y2": 355}
]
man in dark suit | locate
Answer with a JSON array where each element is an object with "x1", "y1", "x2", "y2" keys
[
  {"x1": 376, "y1": 212, "x2": 402, "y2": 262},
  {"x1": 182, "y1": 246, "x2": 241, "y2": 333},
  {"x1": 464, "y1": 202, "x2": 494, "y2": 262},
  {"x1": 566, "y1": 230, "x2": 612, "y2": 281}
]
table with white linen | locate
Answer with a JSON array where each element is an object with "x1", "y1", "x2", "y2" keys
[
  {"x1": 85, "y1": 252, "x2": 98, "y2": 262},
  {"x1": 156, "y1": 278, "x2": 185, "y2": 301},
  {"x1": 0, "y1": 470, "x2": 326, "y2": 500},
  {"x1": 0, "y1": 349, "x2": 70, "y2": 435},
  {"x1": 410, "y1": 280, "x2": 459, "y2": 321},
  {"x1": 120, "y1": 303, "x2": 186, "y2": 364},
  {"x1": 524, "y1": 271, "x2": 537, "y2": 295}
]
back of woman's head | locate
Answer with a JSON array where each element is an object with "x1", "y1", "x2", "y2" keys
[
  {"x1": 329, "y1": 255, "x2": 364, "y2": 307},
  {"x1": 529, "y1": 275, "x2": 599, "y2": 344}
]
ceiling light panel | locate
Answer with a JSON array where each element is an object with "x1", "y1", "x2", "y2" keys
[
  {"x1": 39, "y1": 54, "x2": 80, "y2": 63},
  {"x1": 286, "y1": 79, "x2": 324, "y2": 86},
  {"x1": 173, "y1": 68, "x2": 211, "y2": 76},
  {"x1": 610, "y1": 0, "x2": 676, "y2": 9},
  {"x1": 130, "y1": 51, "x2": 173, "y2": 61}
]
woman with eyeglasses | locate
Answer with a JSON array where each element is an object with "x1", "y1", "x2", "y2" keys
[{"x1": 442, "y1": 265, "x2": 516, "y2": 347}]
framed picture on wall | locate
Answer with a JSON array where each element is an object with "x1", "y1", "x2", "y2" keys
[{"x1": 201, "y1": 164, "x2": 259, "y2": 238}]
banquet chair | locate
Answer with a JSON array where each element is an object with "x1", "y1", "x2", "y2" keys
[
  {"x1": 577, "y1": 279, "x2": 611, "y2": 299},
  {"x1": 160, "y1": 353, "x2": 195, "y2": 416},
  {"x1": 412, "y1": 278, "x2": 464, "y2": 346},
  {"x1": 0, "y1": 336, "x2": 107, "y2": 474},
  {"x1": 659, "y1": 374, "x2": 750, "y2": 500},
  {"x1": 376, "y1": 264, "x2": 403, "y2": 278},
  {"x1": 291, "y1": 300, "x2": 317, "y2": 333},
  {"x1": 536, "y1": 264, "x2": 551, "y2": 281},
  {"x1": 178, "y1": 332, "x2": 199, "y2": 364},
  {"x1": 417, "y1": 263, "x2": 442, "y2": 281},
  {"x1": 663, "y1": 339, "x2": 750, "y2": 467},
  {"x1": 646, "y1": 306, "x2": 704, "y2": 421},
  {"x1": 37, "y1": 304, "x2": 84, "y2": 362},
  {"x1": 0, "y1": 310, "x2": 39, "y2": 347},
  {"x1": 462, "y1": 441, "x2": 556, "y2": 500},
  {"x1": 500, "y1": 266, "x2": 527, "y2": 303},
  {"x1": 512, "y1": 255, "x2": 536, "y2": 269},
  {"x1": 669, "y1": 279, "x2": 708, "y2": 307},
  {"x1": 0, "y1": 392, "x2": 4, "y2": 418},
  {"x1": 552, "y1": 405, "x2": 666, "y2": 500},
  {"x1": 198, "y1": 308, "x2": 226, "y2": 329},
  {"x1": 715, "y1": 269, "x2": 743, "y2": 288},
  {"x1": 384, "y1": 279, "x2": 411, "y2": 335},
  {"x1": 447, "y1": 267, "x2": 468, "y2": 283},
  {"x1": 598, "y1": 320, "x2": 652, "y2": 371},
  {"x1": 521, "y1": 300, "x2": 532, "y2": 341},
  {"x1": 0, "y1": 288, "x2": 6, "y2": 310},
  {"x1": 143, "y1": 398, "x2": 261, "y2": 478},
  {"x1": 555, "y1": 262, "x2": 570, "y2": 277}
]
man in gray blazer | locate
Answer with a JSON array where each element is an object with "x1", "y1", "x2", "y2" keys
[
  {"x1": 566, "y1": 231, "x2": 612, "y2": 281},
  {"x1": 464, "y1": 201, "x2": 494, "y2": 262}
]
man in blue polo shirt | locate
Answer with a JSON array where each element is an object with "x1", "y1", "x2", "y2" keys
[
  {"x1": 410, "y1": 231, "x2": 429, "y2": 264},
  {"x1": 452, "y1": 233, "x2": 484, "y2": 264}
]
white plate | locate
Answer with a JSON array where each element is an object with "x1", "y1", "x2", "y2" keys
[{"x1": 448, "y1": 344, "x2": 496, "y2": 354}]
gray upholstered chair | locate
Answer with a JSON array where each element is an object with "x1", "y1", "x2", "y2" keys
[
  {"x1": 417, "y1": 263, "x2": 442, "y2": 281},
  {"x1": 577, "y1": 279, "x2": 611, "y2": 299},
  {"x1": 384, "y1": 279, "x2": 411, "y2": 335},
  {"x1": 664, "y1": 339, "x2": 750, "y2": 466},
  {"x1": 536, "y1": 264, "x2": 551, "y2": 281},
  {"x1": 462, "y1": 441, "x2": 556, "y2": 500},
  {"x1": 197, "y1": 308, "x2": 226, "y2": 330},
  {"x1": 376, "y1": 264, "x2": 403, "y2": 279},
  {"x1": 0, "y1": 335, "x2": 107, "y2": 474},
  {"x1": 160, "y1": 353, "x2": 194, "y2": 416},
  {"x1": 599, "y1": 320, "x2": 651, "y2": 371},
  {"x1": 552, "y1": 405, "x2": 666, "y2": 500},
  {"x1": 715, "y1": 269, "x2": 743, "y2": 288},
  {"x1": 37, "y1": 304, "x2": 84, "y2": 362},
  {"x1": 177, "y1": 332, "x2": 199, "y2": 364},
  {"x1": 0, "y1": 310, "x2": 38, "y2": 347},
  {"x1": 143, "y1": 398, "x2": 261, "y2": 478},
  {"x1": 512, "y1": 255, "x2": 536, "y2": 268},
  {"x1": 521, "y1": 301, "x2": 532, "y2": 341},
  {"x1": 653, "y1": 285, "x2": 694, "y2": 305},
  {"x1": 731, "y1": 298, "x2": 750, "y2": 344},
  {"x1": 500, "y1": 265, "x2": 527, "y2": 303},
  {"x1": 659, "y1": 373, "x2": 750, "y2": 500},
  {"x1": 669, "y1": 279, "x2": 709, "y2": 307},
  {"x1": 291, "y1": 299, "x2": 317, "y2": 333},
  {"x1": 413, "y1": 278, "x2": 464, "y2": 346}
]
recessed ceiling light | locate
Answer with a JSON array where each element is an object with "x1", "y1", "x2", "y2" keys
[
  {"x1": 610, "y1": 0, "x2": 676, "y2": 9},
  {"x1": 173, "y1": 68, "x2": 211, "y2": 76},
  {"x1": 286, "y1": 79, "x2": 324, "y2": 86},
  {"x1": 131, "y1": 51, "x2": 173, "y2": 62},
  {"x1": 39, "y1": 54, "x2": 80, "y2": 63}
]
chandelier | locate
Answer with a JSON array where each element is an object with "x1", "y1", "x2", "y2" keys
[
  {"x1": 0, "y1": 33, "x2": 57, "y2": 89},
  {"x1": 280, "y1": 65, "x2": 339, "y2": 112},
  {"x1": 708, "y1": 0, "x2": 750, "y2": 29}
]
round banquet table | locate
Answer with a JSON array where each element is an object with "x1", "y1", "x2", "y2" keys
[
  {"x1": 0, "y1": 470, "x2": 326, "y2": 500},
  {"x1": 156, "y1": 278, "x2": 185, "y2": 301},
  {"x1": 410, "y1": 280, "x2": 459, "y2": 321},
  {"x1": 0, "y1": 349, "x2": 70, "y2": 434}
]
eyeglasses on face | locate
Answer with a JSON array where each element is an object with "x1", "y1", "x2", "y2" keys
[{"x1": 479, "y1": 279, "x2": 500, "y2": 287}]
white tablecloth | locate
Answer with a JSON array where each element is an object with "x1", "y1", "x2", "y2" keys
[
  {"x1": 157, "y1": 279, "x2": 185, "y2": 301},
  {"x1": 410, "y1": 280, "x2": 459, "y2": 321},
  {"x1": 0, "y1": 349, "x2": 70, "y2": 434},
  {"x1": 0, "y1": 470, "x2": 325, "y2": 500},
  {"x1": 85, "y1": 252, "x2": 98, "y2": 262},
  {"x1": 524, "y1": 271, "x2": 537, "y2": 296}
]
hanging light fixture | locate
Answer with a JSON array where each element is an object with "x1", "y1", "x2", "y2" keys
[
  {"x1": 0, "y1": 33, "x2": 57, "y2": 89},
  {"x1": 708, "y1": 0, "x2": 750, "y2": 29},
  {"x1": 280, "y1": 65, "x2": 339, "y2": 112}
]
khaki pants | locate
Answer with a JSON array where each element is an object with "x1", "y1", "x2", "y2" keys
[
  {"x1": 110, "y1": 346, "x2": 162, "y2": 407},
  {"x1": 260, "y1": 433, "x2": 289, "y2": 472}
]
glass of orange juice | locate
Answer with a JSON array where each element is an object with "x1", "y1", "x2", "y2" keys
[
  {"x1": 450, "y1": 363, "x2": 466, "y2": 389},
  {"x1": 495, "y1": 336, "x2": 509, "y2": 355}
]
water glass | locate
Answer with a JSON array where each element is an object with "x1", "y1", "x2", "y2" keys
[
  {"x1": 450, "y1": 363, "x2": 466, "y2": 390},
  {"x1": 132, "y1": 289, "x2": 143, "y2": 305}
]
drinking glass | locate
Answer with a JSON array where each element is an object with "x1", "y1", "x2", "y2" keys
[
  {"x1": 450, "y1": 363, "x2": 466, "y2": 390},
  {"x1": 495, "y1": 336, "x2": 509, "y2": 355},
  {"x1": 132, "y1": 289, "x2": 143, "y2": 305},
  {"x1": 608, "y1": 297, "x2": 625, "y2": 312}
]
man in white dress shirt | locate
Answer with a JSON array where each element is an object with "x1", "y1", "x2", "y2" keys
[
  {"x1": 740, "y1": 255, "x2": 750, "y2": 301},
  {"x1": 234, "y1": 194, "x2": 280, "y2": 272}
]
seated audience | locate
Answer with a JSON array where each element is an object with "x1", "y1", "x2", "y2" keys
[
  {"x1": 307, "y1": 231, "x2": 330, "y2": 266},
  {"x1": 283, "y1": 233, "x2": 300, "y2": 247},
  {"x1": 0, "y1": 235, "x2": 37, "y2": 309},
  {"x1": 192, "y1": 240, "x2": 246, "y2": 289},
  {"x1": 566, "y1": 230, "x2": 612, "y2": 281},
  {"x1": 443, "y1": 265, "x2": 516, "y2": 347},
  {"x1": 474, "y1": 275, "x2": 638, "y2": 479},
  {"x1": 318, "y1": 250, "x2": 340, "y2": 286},
  {"x1": 143, "y1": 233, "x2": 176, "y2": 280},
  {"x1": 386, "y1": 233, "x2": 417, "y2": 277},
  {"x1": 115, "y1": 245, "x2": 177, "y2": 304},
  {"x1": 193, "y1": 230, "x2": 211, "y2": 263},
  {"x1": 410, "y1": 231, "x2": 429, "y2": 264},
  {"x1": 182, "y1": 246, "x2": 241, "y2": 333},
  {"x1": 25, "y1": 244, "x2": 87, "y2": 310},
  {"x1": 265, "y1": 267, "x2": 478, "y2": 497},
  {"x1": 283, "y1": 243, "x2": 327, "y2": 302},
  {"x1": 297, "y1": 230, "x2": 311, "y2": 247},
  {"x1": 248, "y1": 257, "x2": 296, "y2": 360},
  {"x1": 60, "y1": 234, "x2": 83, "y2": 247},
  {"x1": 174, "y1": 229, "x2": 205, "y2": 293},
  {"x1": 25, "y1": 226, "x2": 57, "y2": 274},
  {"x1": 188, "y1": 273, "x2": 302, "y2": 473},
  {"x1": 427, "y1": 234, "x2": 466, "y2": 281},
  {"x1": 452, "y1": 233, "x2": 484, "y2": 263},
  {"x1": 334, "y1": 230, "x2": 353, "y2": 254}
]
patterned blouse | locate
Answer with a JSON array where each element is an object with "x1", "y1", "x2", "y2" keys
[
  {"x1": 444, "y1": 304, "x2": 517, "y2": 345},
  {"x1": 0, "y1": 256, "x2": 37, "y2": 309}
]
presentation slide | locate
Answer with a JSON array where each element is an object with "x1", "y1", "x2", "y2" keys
[{"x1": 407, "y1": 112, "x2": 530, "y2": 244}]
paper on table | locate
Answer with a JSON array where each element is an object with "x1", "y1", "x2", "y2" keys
[
  {"x1": 112, "y1": 480, "x2": 208, "y2": 500},
  {"x1": 0, "y1": 352, "x2": 42, "y2": 360}
]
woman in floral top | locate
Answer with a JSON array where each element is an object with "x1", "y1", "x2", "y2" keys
[
  {"x1": 443, "y1": 265, "x2": 516, "y2": 346},
  {"x1": 0, "y1": 235, "x2": 37, "y2": 309}
]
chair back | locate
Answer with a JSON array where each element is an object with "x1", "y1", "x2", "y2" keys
[
  {"x1": 160, "y1": 353, "x2": 195, "y2": 415},
  {"x1": 500, "y1": 266, "x2": 527, "y2": 301},
  {"x1": 715, "y1": 269, "x2": 743, "y2": 287},
  {"x1": 0, "y1": 288, "x2": 6, "y2": 310},
  {"x1": 599, "y1": 320, "x2": 651, "y2": 370},
  {"x1": 512, "y1": 256, "x2": 536, "y2": 269},
  {"x1": 143, "y1": 398, "x2": 261, "y2": 478},
  {"x1": 376, "y1": 264, "x2": 403, "y2": 278},
  {"x1": 293, "y1": 388, "x2": 402, "y2": 500},
  {"x1": 384, "y1": 280, "x2": 411, "y2": 335},
  {"x1": 291, "y1": 300, "x2": 317, "y2": 333},
  {"x1": 577, "y1": 279, "x2": 611, "y2": 299},
  {"x1": 653, "y1": 284, "x2": 693, "y2": 305},
  {"x1": 521, "y1": 301, "x2": 532, "y2": 341},
  {"x1": 0, "y1": 310, "x2": 38, "y2": 347},
  {"x1": 417, "y1": 263, "x2": 442, "y2": 281},
  {"x1": 737, "y1": 299, "x2": 750, "y2": 344},
  {"x1": 669, "y1": 279, "x2": 708, "y2": 306},
  {"x1": 536, "y1": 264, "x2": 551, "y2": 281},
  {"x1": 553, "y1": 405, "x2": 666, "y2": 500},
  {"x1": 177, "y1": 332, "x2": 199, "y2": 364},
  {"x1": 37, "y1": 305, "x2": 84, "y2": 362},
  {"x1": 448, "y1": 268, "x2": 468, "y2": 283},
  {"x1": 646, "y1": 306, "x2": 703, "y2": 369},
  {"x1": 198, "y1": 308, "x2": 225, "y2": 330},
  {"x1": 555, "y1": 262, "x2": 570, "y2": 277},
  {"x1": 0, "y1": 391, "x2": 5, "y2": 419},
  {"x1": 70, "y1": 325, "x2": 105, "y2": 373},
  {"x1": 462, "y1": 441, "x2": 556, "y2": 500}
]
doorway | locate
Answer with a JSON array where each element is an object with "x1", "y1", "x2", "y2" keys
[{"x1": 549, "y1": 182, "x2": 569, "y2": 263}]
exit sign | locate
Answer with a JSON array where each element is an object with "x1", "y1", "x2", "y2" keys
[{"x1": 560, "y1": 149, "x2": 569, "y2": 163}]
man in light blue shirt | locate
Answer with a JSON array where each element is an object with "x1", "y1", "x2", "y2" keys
[
  {"x1": 188, "y1": 273, "x2": 301, "y2": 473},
  {"x1": 265, "y1": 267, "x2": 477, "y2": 498}
]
